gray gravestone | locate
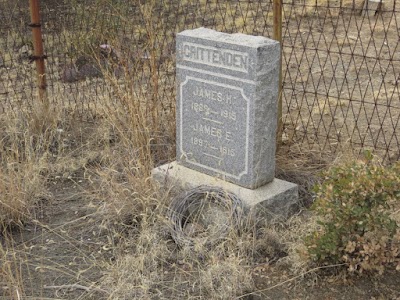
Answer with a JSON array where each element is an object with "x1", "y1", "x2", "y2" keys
[
  {"x1": 176, "y1": 28, "x2": 280, "y2": 189},
  {"x1": 152, "y1": 28, "x2": 298, "y2": 220}
]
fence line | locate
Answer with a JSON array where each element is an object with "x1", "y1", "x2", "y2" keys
[{"x1": 0, "y1": 0, "x2": 398, "y2": 162}]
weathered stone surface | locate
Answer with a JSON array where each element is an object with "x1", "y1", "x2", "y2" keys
[
  {"x1": 176, "y1": 27, "x2": 280, "y2": 189},
  {"x1": 152, "y1": 162, "x2": 298, "y2": 220}
]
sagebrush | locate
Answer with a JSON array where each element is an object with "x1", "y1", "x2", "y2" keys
[{"x1": 306, "y1": 153, "x2": 400, "y2": 274}]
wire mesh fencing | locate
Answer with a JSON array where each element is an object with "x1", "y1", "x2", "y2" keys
[
  {"x1": 281, "y1": 0, "x2": 399, "y2": 162},
  {"x1": 0, "y1": 0, "x2": 398, "y2": 161}
]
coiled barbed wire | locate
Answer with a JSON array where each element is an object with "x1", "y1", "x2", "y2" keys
[{"x1": 167, "y1": 185, "x2": 244, "y2": 248}]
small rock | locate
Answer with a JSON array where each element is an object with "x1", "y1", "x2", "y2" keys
[
  {"x1": 60, "y1": 65, "x2": 81, "y2": 83},
  {"x1": 282, "y1": 131, "x2": 290, "y2": 143},
  {"x1": 113, "y1": 66, "x2": 124, "y2": 78},
  {"x1": 0, "y1": 84, "x2": 7, "y2": 95},
  {"x1": 17, "y1": 45, "x2": 31, "y2": 62},
  {"x1": 79, "y1": 63, "x2": 102, "y2": 79}
]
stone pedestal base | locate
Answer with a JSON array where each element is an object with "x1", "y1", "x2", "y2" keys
[{"x1": 152, "y1": 161, "x2": 299, "y2": 220}]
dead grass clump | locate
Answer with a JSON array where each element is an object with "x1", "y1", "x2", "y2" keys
[
  {"x1": 198, "y1": 256, "x2": 254, "y2": 299},
  {"x1": 275, "y1": 213, "x2": 322, "y2": 274},
  {"x1": 0, "y1": 163, "x2": 47, "y2": 228},
  {"x1": 99, "y1": 205, "x2": 330, "y2": 299},
  {"x1": 0, "y1": 112, "x2": 55, "y2": 229},
  {"x1": 84, "y1": 111, "x2": 171, "y2": 233},
  {"x1": 91, "y1": 166, "x2": 166, "y2": 235},
  {"x1": 81, "y1": 44, "x2": 175, "y2": 229},
  {"x1": 276, "y1": 145, "x2": 328, "y2": 207},
  {"x1": 100, "y1": 223, "x2": 174, "y2": 299},
  {"x1": 93, "y1": 147, "x2": 302, "y2": 298},
  {"x1": 0, "y1": 239, "x2": 24, "y2": 300}
]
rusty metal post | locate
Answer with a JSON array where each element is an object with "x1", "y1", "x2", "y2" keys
[
  {"x1": 29, "y1": 0, "x2": 48, "y2": 109},
  {"x1": 273, "y1": 0, "x2": 283, "y2": 146}
]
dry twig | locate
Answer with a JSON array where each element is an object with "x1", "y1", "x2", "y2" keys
[{"x1": 43, "y1": 283, "x2": 108, "y2": 294}]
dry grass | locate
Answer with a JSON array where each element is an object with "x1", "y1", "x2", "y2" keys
[
  {"x1": 0, "y1": 110, "x2": 54, "y2": 229},
  {"x1": 0, "y1": 163, "x2": 46, "y2": 228},
  {"x1": 0, "y1": 236, "x2": 24, "y2": 300}
]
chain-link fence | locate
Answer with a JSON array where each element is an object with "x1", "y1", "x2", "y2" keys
[{"x1": 0, "y1": 0, "x2": 398, "y2": 161}]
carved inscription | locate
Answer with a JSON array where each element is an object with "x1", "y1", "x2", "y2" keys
[
  {"x1": 181, "y1": 42, "x2": 249, "y2": 73},
  {"x1": 180, "y1": 77, "x2": 249, "y2": 179}
]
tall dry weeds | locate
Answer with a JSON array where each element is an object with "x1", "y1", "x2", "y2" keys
[
  {"x1": 0, "y1": 239, "x2": 24, "y2": 300},
  {"x1": 0, "y1": 109, "x2": 58, "y2": 299},
  {"x1": 0, "y1": 109, "x2": 56, "y2": 229}
]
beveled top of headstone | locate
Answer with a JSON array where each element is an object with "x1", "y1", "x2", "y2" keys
[{"x1": 179, "y1": 27, "x2": 272, "y2": 47}]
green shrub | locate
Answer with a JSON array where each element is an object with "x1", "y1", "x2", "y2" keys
[{"x1": 305, "y1": 153, "x2": 400, "y2": 274}]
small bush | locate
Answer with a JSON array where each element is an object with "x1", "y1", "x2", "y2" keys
[{"x1": 305, "y1": 153, "x2": 400, "y2": 274}]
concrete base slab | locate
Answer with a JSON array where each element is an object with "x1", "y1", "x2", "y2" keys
[{"x1": 152, "y1": 161, "x2": 299, "y2": 220}]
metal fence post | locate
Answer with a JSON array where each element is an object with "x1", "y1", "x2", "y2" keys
[
  {"x1": 29, "y1": 0, "x2": 48, "y2": 109},
  {"x1": 273, "y1": 0, "x2": 283, "y2": 147}
]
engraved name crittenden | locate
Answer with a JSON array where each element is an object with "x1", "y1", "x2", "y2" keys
[{"x1": 181, "y1": 42, "x2": 249, "y2": 72}]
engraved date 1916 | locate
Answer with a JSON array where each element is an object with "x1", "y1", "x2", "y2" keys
[{"x1": 191, "y1": 137, "x2": 235, "y2": 157}]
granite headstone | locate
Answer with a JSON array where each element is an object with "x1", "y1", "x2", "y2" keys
[
  {"x1": 153, "y1": 28, "x2": 298, "y2": 220},
  {"x1": 176, "y1": 28, "x2": 280, "y2": 189}
]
